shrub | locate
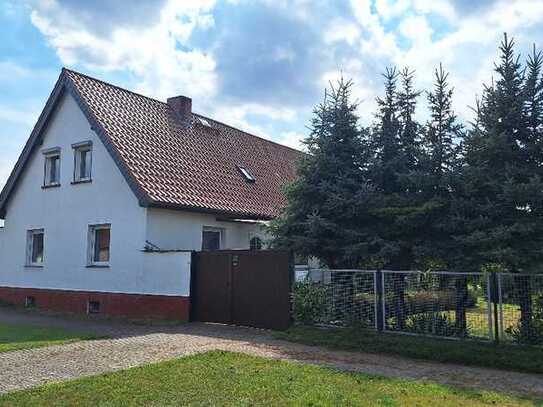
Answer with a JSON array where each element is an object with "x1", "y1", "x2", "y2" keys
[
  {"x1": 404, "y1": 312, "x2": 467, "y2": 337},
  {"x1": 404, "y1": 290, "x2": 477, "y2": 313},
  {"x1": 506, "y1": 294, "x2": 543, "y2": 345},
  {"x1": 291, "y1": 279, "x2": 329, "y2": 325}
]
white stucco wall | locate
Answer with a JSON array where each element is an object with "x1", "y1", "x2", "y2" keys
[
  {"x1": 145, "y1": 208, "x2": 268, "y2": 251},
  {"x1": 0, "y1": 93, "x2": 189, "y2": 296}
]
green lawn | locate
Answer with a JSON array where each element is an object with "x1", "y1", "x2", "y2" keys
[
  {"x1": 274, "y1": 325, "x2": 543, "y2": 374},
  {"x1": 0, "y1": 351, "x2": 537, "y2": 406},
  {"x1": 0, "y1": 323, "x2": 98, "y2": 353}
]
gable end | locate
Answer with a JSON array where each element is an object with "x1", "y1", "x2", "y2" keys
[{"x1": 0, "y1": 70, "x2": 151, "y2": 218}]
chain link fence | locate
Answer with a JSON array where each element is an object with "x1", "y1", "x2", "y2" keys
[{"x1": 293, "y1": 269, "x2": 543, "y2": 345}]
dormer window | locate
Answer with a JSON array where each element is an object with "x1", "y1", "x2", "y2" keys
[
  {"x1": 238, "y1": 165, "x2": 255, "y2": 183},
  {"x1": 72, "y1": 141, "x2": 92, "y2": 183},
  {"x1": 42, "y1": 147, "x2": 61, "y2": 187}
]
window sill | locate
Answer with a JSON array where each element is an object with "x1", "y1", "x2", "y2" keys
[
  {"x1": 42, "y1": 183, "x2": 60, "y2": 189},
  {"x1": 24, "y1": 265, "x2": 44, "y2": 269},
  {"x1": 71, "y1": 179, "x2": 92, "y2": 185},
  {"x1": 86, "y1": 264, "x2": 110, "y2": 269}
]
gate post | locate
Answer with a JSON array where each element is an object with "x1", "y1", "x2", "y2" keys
[
  {"x1": 491, "y1": 273, "x2": 500, "y2": 344},
  {"x1": 189, "y1": 251, "x2": 198, "y2": 322},
  {"x1": 375, "y1": 270, "x2": 384, "y2": 332}
]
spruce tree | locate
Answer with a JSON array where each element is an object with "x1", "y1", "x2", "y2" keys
[
  {"x1": 270, "y1": 78, "x2": 374, "y2": 268},
  {"x1": 420, "y1": 64, "x2": 467, "y2": 332},
  {"x1": 367, "y1": 68, "x2": 424, "y2": 329},
  {"x1": 416, "y1": 64, "x2": 464, "y2": 267},
  {"x1": 457, "y1": 34, "x2": 543, "y2": 336},
  {"x1": 368, "y1": 67, "x2": 424, "y2": 271}
]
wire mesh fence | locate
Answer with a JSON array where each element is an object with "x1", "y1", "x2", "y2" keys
[
  {"x1": 498, "y1": 273, "x2": 543, "y2": 345},
  {"x1": 292, "y1": 269, "x2": 377, "y2": 329},
  {"x1": 382, "y1": 271, "x2": 492, "y2": 340},
  {"x1": 292, "y1": 269, "x2": 543, "y2": 345}
]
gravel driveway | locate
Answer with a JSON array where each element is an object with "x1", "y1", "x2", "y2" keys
[{"x1": 1, "y1": 307, "x2": 542, "y2": 398}]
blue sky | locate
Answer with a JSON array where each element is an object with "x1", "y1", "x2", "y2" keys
[{"x1": 1, "y1": 0, "x2": 543, "y2": 190}]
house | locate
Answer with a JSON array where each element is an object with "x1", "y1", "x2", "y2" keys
[{"x1": 0, "y1": 69, "x2": 301, "y2": 321}]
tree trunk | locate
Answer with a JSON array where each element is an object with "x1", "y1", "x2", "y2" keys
[
  {"x1": 455, "y1": 277, "x2": 468, "y2": 336},
  {"x1": 517, "y1": 275, "x2": 533, "y2": 337},
  {"x1": 393, "y1": 275, "x2": 407, "y2": 330}
]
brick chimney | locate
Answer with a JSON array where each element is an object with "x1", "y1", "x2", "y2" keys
[{"x1": 167, "y1": 95, "x2": 192, "y2": 121}]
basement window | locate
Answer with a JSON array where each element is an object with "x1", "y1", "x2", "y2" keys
[
  {"x1": 87, "y1": 300, "x2": 100, "y2": 314},
  {"x1": 237, "y1": 166, "x2": 256, "y2": 183}
]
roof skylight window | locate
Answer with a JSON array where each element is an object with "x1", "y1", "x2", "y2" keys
[{"x1": 238, "y1": 166, "x2": 256, "y2": 183}]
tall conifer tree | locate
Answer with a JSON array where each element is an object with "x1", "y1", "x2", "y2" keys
[{"x1": 270, "y1": 78, "x2": 374, "y2": 268}]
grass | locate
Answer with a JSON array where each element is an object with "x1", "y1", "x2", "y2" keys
[
  {"x1": 274, "y1": 325, "x2": 543, "y2": 374},
  {"x1": 0, "y1": 351, "x2": 538, "y2": 406},
  {"x1": 439, "y1": 298, "x2": 522, "y2": 339},
  {"x1": 0, "y1": 322, "x2": 98, "y2": 353}
]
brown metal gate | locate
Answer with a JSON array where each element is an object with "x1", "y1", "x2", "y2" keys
[{"x1": 191, "y1": 250, "x2": 292, "y2": 330}]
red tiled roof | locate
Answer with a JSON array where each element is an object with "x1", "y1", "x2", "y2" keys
[{"x1": 62, "y1": 69, "x2": 301, "y2": 219}]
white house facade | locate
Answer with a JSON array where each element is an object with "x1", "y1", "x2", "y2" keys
[{"x1": 0, "y1": 69, "x2": 300, "y2": 320}]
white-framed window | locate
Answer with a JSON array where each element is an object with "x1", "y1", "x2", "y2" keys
[
  {"x1": 72, "y1": 141, "x2": 92, "y2": 183},
  {"x1": 202, "y1": 226, "x2": 223, "y2": 251},
  {"x1": 26, "y1": 229, "x2": 44, "y2": 266},
  {"x1": 42, "y1": 148, "x2": 61, "y2": 187},
  {"x1": 88, "y1": 224, "x2": 111, "y2": 266}
]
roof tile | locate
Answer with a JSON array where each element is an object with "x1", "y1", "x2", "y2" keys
[{"x1": 64, "y1": 69, "x2": 302, "y2": 219}]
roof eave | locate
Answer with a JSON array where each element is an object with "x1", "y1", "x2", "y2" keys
[{"x1": 146, "y1": 201, "x2": 275, "y2": 222}]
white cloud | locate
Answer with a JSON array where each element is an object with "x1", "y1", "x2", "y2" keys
[
  {"x1": 30, "y1": 0, "x2": 218, "y2": 102},
  {"x1": 22, "y1": 0, "x2": 543, "y2": 146},
  {"x1": 341, "y1": 0, "x2": 543, "y2": 124},
  {"x1": 211, "y1": 103, "x2": 297, "y2": 138},
  {"x1": 277, "y1": 131, "x2": 305, "y2": 151},
  {"x1": 375, "y1": 0, "x2": 411, "y2": 20},
  {"x1": 0, "y1": 105, "x2": 38, "y2": 125},
  {"x1": 324, "y1": 19, "x2": 361, "y2": 46},
  {"x1": 272, "y1": 45, "x2": 296, "y2": 63}
]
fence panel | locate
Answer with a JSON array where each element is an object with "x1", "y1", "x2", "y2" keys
[
  {"x1": 293, "y1": 270, "x2": 377, "y2": 329},
  {"x1": 498, "y1": 273, "x2": 543, "y2": 345},
  {"x1": 293, "y1": 269, "x2": 543, "y2": 345},
  {"x1": 382, "y1": 271, "x2": 492, "y2": 340}
]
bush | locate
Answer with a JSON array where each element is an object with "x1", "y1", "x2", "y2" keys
[
  {"x1": 291, "y1": 279, "x2": 329, "y2": 325},
  {"x1": 405, "y1": 312, "x2": 467, "y2": 337},
  {"x1": 403, "y1": 290, "x2": 477, "y2": 313},
  {"x1": 506, "y1": 294, "x2": 543, "y2": 345}
]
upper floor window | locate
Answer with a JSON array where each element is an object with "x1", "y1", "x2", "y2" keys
[
  {"x1": 42, "y1": 148, "x2": 61, "y2": 187},
  {"x1": 26, "y1": 229, "x2": 44, "y2": 267},
  {"x1": 88, "y1": 224, "x2": 111, "y2": 267},
  {"x1": 72, "y1": 141, "x2": 92, "y2": 183}
]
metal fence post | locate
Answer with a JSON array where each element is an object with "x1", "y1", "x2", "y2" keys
[
  {"x1": 492, "y1": 273, "x2": 500, "y2": 344},
  {"x1": 497, "y1": 273, "x2": 504, "y2": 341},
  {"x1": 375, "y1": 270, "x2": 384, "y2": 332}
]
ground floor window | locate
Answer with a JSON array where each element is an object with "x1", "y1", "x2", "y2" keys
[
  {"x1": 202, "y1": 227, "x2": 223, "y2": 251},
  {"x1": 26, "y1": 229, "x2": 44, "y2": 266},
  {"x1": 250, "y1": 236, "x2": 263, "y2": 250},
  {"x1": 88, "y1": 224, "x2": 111, "y2": 266}
]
